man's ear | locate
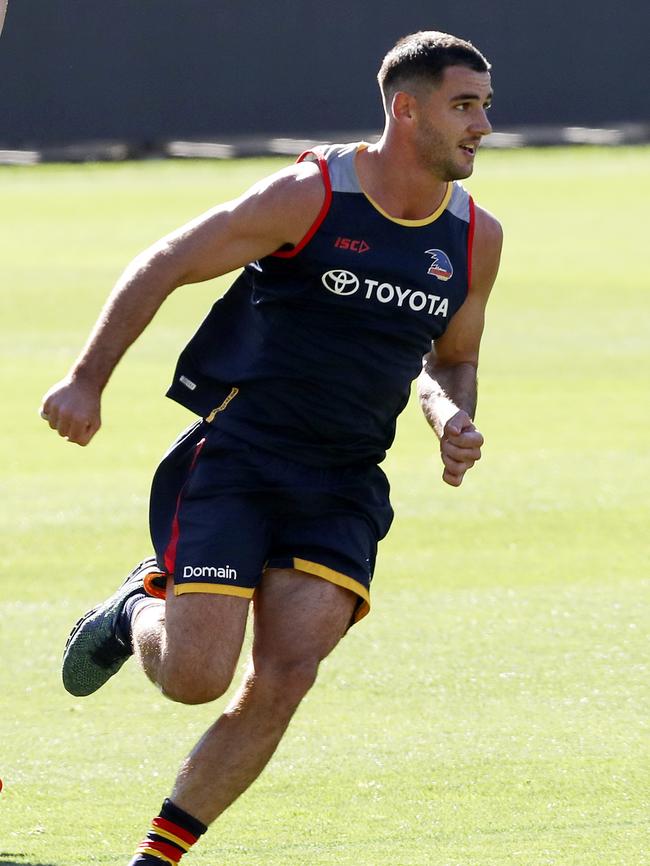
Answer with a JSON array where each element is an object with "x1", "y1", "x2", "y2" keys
[{"x1": 390, "y1": 90, "x2": 417, "y2": 122}]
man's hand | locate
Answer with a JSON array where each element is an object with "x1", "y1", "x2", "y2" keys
[
  {"x1": 440, "y1": 410, "x2": 484, "y2": 487},
  {"x1": 39, "y1": 377, "x2": 102, "y2": 446}
]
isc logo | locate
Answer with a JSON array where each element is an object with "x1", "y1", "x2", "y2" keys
[{"x1": 334, "y1": 236, "x2": 370, "y2": 253}]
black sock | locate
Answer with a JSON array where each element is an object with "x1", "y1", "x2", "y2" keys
[{"x1": 117, "y1": 592, "x2": 148, "y2": 648}]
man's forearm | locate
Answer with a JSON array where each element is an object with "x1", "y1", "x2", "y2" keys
[
  {"x1": 417, "y1": 360, "x2": 478, "y2": 438},
  {"x1": 71, "y1": 249, "x2": 179, "y2": 391}
]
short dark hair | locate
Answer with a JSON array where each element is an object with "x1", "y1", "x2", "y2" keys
[{"x1": 378, "y1": 31, "x2": 491, "y2": 105}]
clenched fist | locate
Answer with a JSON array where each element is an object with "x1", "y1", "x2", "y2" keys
[
  {"x1": 39, "y1": 376, "x2": 102, "y2": 446},
  {"x1": 440, "y1": 410, "x2": 483, "y2": 487}
]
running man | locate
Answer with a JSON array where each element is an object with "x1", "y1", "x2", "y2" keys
[{"x1": 40, "y1": 31, "x2": 502, "y2": 864}]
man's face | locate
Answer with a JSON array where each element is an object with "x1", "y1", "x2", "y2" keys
[{"x1": 411, "y1": 65, "x2": 493, "y2": 181}]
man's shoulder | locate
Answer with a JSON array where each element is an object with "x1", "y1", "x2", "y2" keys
[
  {"x1": 473, "y1": 203, "x2": 503, "y2": 247},
  {"x1": 469, "y1": 204, "x2": 502, "y2": 294},
  {"x1": 263, "y1": 157, "x2": 324, "y2": 195},
  {"x1": 244, "y1": 158, "x2": 327, "y2": 231},
  {"x1": 255, "y1": 142, "x2": 360, "y2": 240}
]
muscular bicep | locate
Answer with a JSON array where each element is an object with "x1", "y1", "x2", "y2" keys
[
  {"x1": 148, "y1": 161, "x2": 326, "y2": 287},
  {"x1": 430, "y1": 206, "x2": 503, "y2": 367}
]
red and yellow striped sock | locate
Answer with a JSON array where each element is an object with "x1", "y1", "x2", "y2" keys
[{"x1": 128, "y1": 799, "x2": 207, "y2": 865}]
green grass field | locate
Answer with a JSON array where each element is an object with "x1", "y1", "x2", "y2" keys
[{"x1": 1, "y1": 147, "x2": 648, "y2": 865}]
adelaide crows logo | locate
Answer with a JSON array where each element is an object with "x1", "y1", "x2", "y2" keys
[{"x1": 425, "y1": 249, "x2": 453, "y2": 281}]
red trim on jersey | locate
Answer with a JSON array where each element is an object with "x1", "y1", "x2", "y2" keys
[
  {"x1": 272, "y1": 150, "x2": 333, "y2": 259},
  {"x1": 152, "y1": 818, "x2": 199, "y2": 847},
  {"x1": 163, "y1": 438, "x2": 206, "y2": 576},
  {"x1": 467, "y1": 195, "x2": 476, "y2": 290}
]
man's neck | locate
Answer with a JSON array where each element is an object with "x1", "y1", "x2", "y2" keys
[{"x1": 355, "y1": 137, "x2": 449, "y2": 222}]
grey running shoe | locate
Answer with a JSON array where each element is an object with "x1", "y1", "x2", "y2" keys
[{"x1": 62, "y1": 557, "x2": 164, "y2": 697}]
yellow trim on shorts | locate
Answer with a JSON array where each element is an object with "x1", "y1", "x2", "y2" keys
[
  {"x1": 173, "y1": 583, "x2": 254, "y2": 599},
  {"x1": 292, "y1": 557, "x2": 370, "y2": 622}
]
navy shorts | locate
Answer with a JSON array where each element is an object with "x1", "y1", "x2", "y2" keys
[{"x1": 149, "y1": 421, "x2": 393, "y2": 622}]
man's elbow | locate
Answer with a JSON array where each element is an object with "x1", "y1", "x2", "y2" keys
[
  {"x1": 421, "y1": 354, "x2": 478, "y2": 381},
  {"x1": 131, "y1": 241, "x2": 189, "y2": 295}
]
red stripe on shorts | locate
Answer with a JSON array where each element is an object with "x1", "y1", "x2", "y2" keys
[{"x1": 163, "y1": 438, "x2": 206, "y2": 576}]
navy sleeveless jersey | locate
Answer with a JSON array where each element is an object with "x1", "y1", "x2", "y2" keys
[{"x1": 167, "y1": 142, "x2": 475, "y2": 467}]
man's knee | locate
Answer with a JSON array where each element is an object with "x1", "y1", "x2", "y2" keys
[
  {"x1": 253, "y1": 655, "x2": 320, "y2": 706},
  {"x1": 159, "y1": 654, "x2": 235, "y2": 705}
]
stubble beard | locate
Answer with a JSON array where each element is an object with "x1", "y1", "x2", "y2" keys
[{"x1": 416, "y1": 123, "x2": 473, "y2": 182}]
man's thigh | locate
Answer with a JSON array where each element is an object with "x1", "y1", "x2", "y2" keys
[
  {"x1": 252, "y1": 568, "x2": 358, "y2": 668},
  {"x1": 162, "y1": 581, "x2": 250, "y2": 701}
]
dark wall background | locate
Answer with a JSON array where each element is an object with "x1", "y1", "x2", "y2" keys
[{"x1": 0, "y1": 0, "x2": 648, "y2": 147}]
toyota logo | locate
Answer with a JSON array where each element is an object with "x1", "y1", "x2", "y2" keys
[{"x1": 321, "y1": 269, "x2": 360, "y2": 296}]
